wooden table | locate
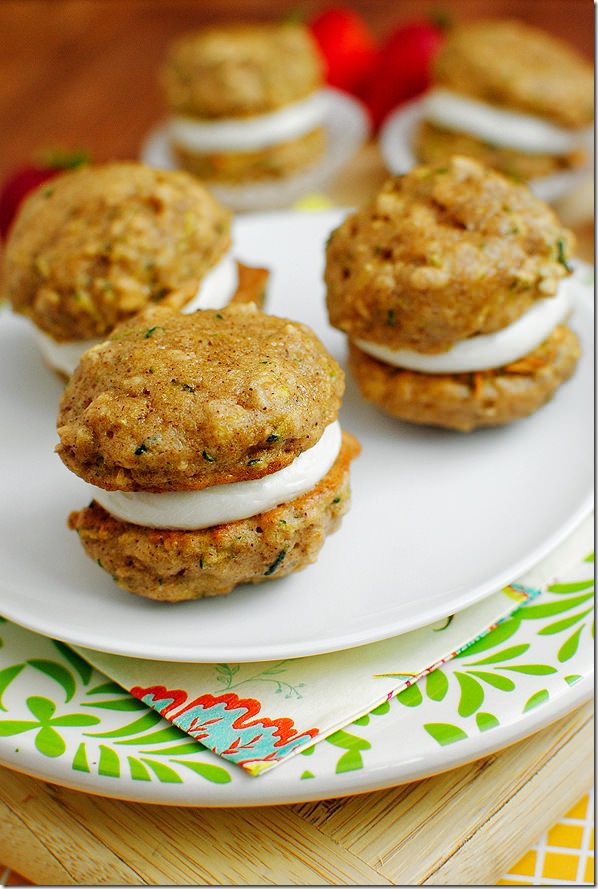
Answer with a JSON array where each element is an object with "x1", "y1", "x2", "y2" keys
[
  {"x1": 0, "y1": 2, "x2": 593, "y2": 884},
  {"x1": 0, "y1": 0, "x2": 594, "y2": 184}
]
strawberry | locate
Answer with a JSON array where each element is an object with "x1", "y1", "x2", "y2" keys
[
  {"x1": 308, "y1": 6, "x2": 378, "y2": 95},
  {"x1": 0, "y1": 149, "x2": 88, "y2": 241},
  {"x1": 359, "y1": 19, "x2": 446, "y2": 131}
]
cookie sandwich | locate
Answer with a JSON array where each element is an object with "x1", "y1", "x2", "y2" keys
[
  {"x1": 325, "y1": 155, "x2": 581, "y2": 431},
  {"x1": 1, "y1": 161, "x2": 268, "y2": 377},
  {"x1": 56, "y1": 303, "x2": 360, "y2": 602},
  {"x1": 158, "y1": 21, "x2": 326, "y2": 184},
  {"x1": 414, "y1": 19, "x2": 593, "y2": 183}
]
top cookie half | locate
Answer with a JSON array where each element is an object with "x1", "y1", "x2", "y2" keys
[
  {"x1": 325, "y1": 155, "x2": 576, "y2": 353},
  {"x1": 1, "y1": 162, "x2": 231, "y2": 342},
  {"x1": 431, "y1": 18, "x2": 593, "y2": 129},
  {"x1": 159, "y1": 21, "x2": 324, "y2": 119},
  {"x1": 56, "y1": 304, "x2": 344, "y2": 492}
]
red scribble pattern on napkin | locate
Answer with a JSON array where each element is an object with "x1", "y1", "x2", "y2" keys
[{"x1": 130, "y1": 684, "x2": 319, "y2": 769}]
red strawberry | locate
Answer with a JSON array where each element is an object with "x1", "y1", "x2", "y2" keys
[
  {"x1": 309, "y1": 6, "x2": 378, "y2": 95},
  {"x1": 0, "y1": 149, "x2": 88, "y2": 241},
  {"x1": 360, "y1": 19, "x2": 446, "y2": 131}
]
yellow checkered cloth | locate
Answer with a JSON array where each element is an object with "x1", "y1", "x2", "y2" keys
[{"x1": 500, "y1": 790, "x2": 594, "y2": 885}]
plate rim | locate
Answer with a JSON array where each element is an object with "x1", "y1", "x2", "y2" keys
[
  {"x1": 0, "y1": 681, "x2": 590, "y2": 808},
  {"x1": 0, "y1": 581, "x2": 592, "y2": 808},
  {"x1": 0, "y1": 210, "x2": 594, "y2": 663}
]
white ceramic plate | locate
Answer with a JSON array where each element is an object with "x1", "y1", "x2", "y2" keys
[
  {"x1": 0, "y1": 210, "x2": 593, "y2": 663},
  {"x1": 140, "y1": 87, "x2": 370, "y2": 211},
  {"x1": 0, "y1": 545, "x2": 592, "y2": 806},
  {"x1": 379, "y1": 97, "x2": 594, "y2": 204}
]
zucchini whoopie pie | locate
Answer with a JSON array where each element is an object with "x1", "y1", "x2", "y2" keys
[
  {"x1": 159, "y1": 20, "x2": 326, "y2": 184},
  {"x1": 56, "y1": 303, "x2": 360, "y2": 602},
  {"x1": 2, "y1": 161, "x2": 267, "y2": 377},
  {"x1": 414, "y1": 18, "x2": 593, "y2": 182},
  {"x1": 325, "y1": 155, "x2": 580, "y2": 431}
]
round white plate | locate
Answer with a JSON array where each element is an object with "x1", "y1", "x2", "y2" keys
[
  {"x1": 379, "y1": 97, "x2": 594, "y2": 204},
  {"x1": 0, "y1": 210, "x2": 593, "y2": 663},
  {"x1": 0, "y1": 551, "x2": 592, "y2": 806},
  {"x1": 140, "y1": 87, "x2": 370, "y2": 211}
]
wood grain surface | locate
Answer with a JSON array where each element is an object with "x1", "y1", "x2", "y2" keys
[
  {"x1": 0, "y1": 2, "x2": 594, "y2": 885},
  {"x1": 0, "y1": 0, "x2": 594, "y2": 183}
]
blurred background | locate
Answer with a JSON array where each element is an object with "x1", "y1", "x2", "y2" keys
[{"x1": 0, "y1": 0, "x2": 593, "y2": 182}]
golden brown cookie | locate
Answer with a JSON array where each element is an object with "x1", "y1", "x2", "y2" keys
[
  {"x1": 2, "y1": 161, "x2": 232, "y2": 342},
  {"x1": 160, "y1": 22, "x2": 323, "y2": 118},
  {"x1": 325, "y1": 156, "x2": 575, "y2": 354},
  {"x1": 229, "y1": 261, "x2": 269, "y2": 309},
  {"x1": 414, "y1": 19, "x2": 593, "y2": 179},
  {"x1": 67, "y1": 431, "x2": 360, "y2": 602},
  {"x1": 58, "y1": 303, "x2": 359, "y2": 602},
  {"x1": 56, "y1": 303, "x2": 345, "y2": 492},
  {"x1": 171, "y1": 128, "x2": 326, "y2": 184},
  {"x1": 415, "y1": 121, "x2": 588, "y2": 182},
  {"x1": 430, "y1": 19, "x2": 593, "y2": 129},
  {"x1": 158, "y1": 21, "x2": 326, "y2": 184},
  {"x1": 325, "y1": 157, "x2": 581, "y2": 431},
  {"x1": 348, "y1": 325, "x2": 580, "y2": 432}
]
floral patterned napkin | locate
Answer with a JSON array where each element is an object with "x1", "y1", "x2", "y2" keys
[{"x1": 72, "y1": 516, "x2": 593, "y2": 777}]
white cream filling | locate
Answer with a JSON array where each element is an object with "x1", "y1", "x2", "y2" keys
[
  {"x1": 34, "y1": 251, "x2": 238, "y2": 376},
  {"x1": 181, "y1": 252, "x2": 238, "y2": 313},
  {"x1": 355, "y1": 279, "x2": 574, "y2": 374},
  {"x1": 34, "y1": 332, "x2": 98, "y2": 378},
  {"x1": 422, "y1": 88, "x2": 584, "y2": 155},
  {"x1": 90, "y1": 420, "x2": 342, "y2": 530},
  {"x1": 167, "y1": 90, "x2": 328, "y2": 153}
]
